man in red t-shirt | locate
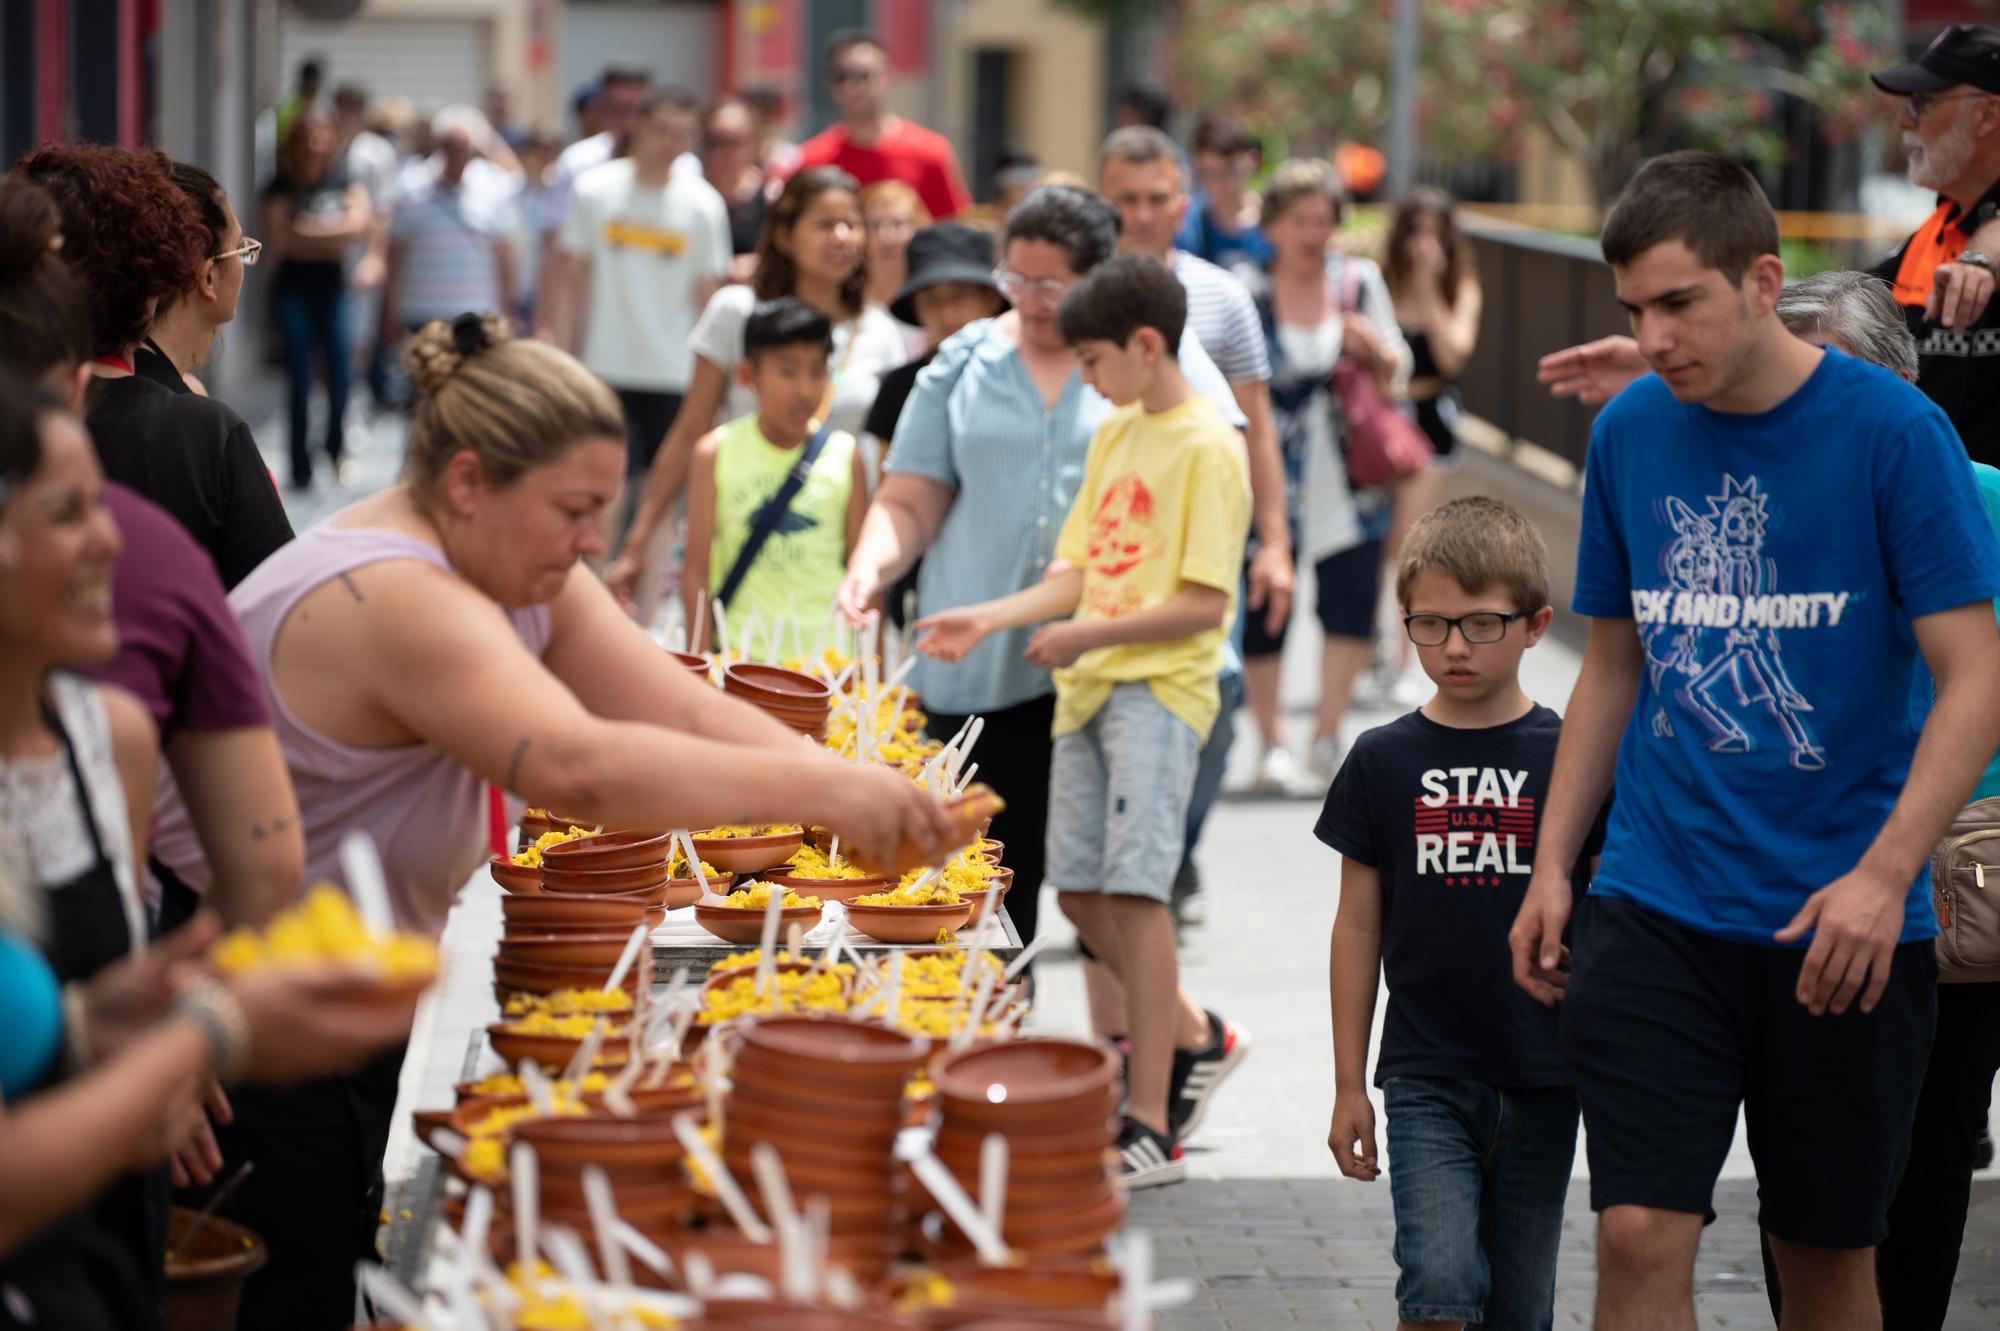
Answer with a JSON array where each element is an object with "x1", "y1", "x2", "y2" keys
[{"x1": 792, "y1": 30, "x2": 971, "y2": 220}]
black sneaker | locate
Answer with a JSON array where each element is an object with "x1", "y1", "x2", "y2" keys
[
  {"x1": 1116, "y1": 1116, "x2": 1185, "y2": 1190},
  {"x1": 1168, "y1": 1010, "x2": 1251, "y2": 1144}
]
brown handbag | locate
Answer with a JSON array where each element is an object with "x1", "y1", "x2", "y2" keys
[
  {"x1": 1330, "y1": 264, "x2": 1433, "y2": 490},
  {"x1": 1930, "y1": 796, "x2": 2000, "y2": 982}
]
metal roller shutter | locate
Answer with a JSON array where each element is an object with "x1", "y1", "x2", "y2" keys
[{"x1": 277, "y1": 17, "x2": 493, "y2": 110}]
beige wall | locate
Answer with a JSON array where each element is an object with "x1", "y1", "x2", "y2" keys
[{"x1": 933, "y1": 0, "x2": 1108, "y2": 182}]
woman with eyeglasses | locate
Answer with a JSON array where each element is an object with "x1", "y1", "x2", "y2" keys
[
  {"x1": 606, "y1": 166, "x2": 910, "y2": 609},
  {"x1": 136, "y1": 162, "x2": 262, "y2": 400},
  {"x1": 12, "y1": 144, "x2": 294, "y2": 590},
  {"x1": 834, "y1": 185, "x2": 1245, "y2": 949}
]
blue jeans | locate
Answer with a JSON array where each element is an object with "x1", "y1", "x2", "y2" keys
[
  {"x1": 1383, "y1": 1075, "x2": 1579, "y2": 1328},
  {"x1": 1179, "y1": 667, "x2": 1242, "y2": 875},
  {"x1": 273, "y1": 278, "x2": 353, "y2": 485}
]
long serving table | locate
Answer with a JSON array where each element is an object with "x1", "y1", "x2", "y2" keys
[{"x1": 381, "y1": 901, "x2": 1021, "y2": 1288}]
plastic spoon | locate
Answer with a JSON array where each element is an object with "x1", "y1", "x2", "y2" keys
[
  {"x1": 562, "y1": 1018, "x2": 609, "y2": 1087},
  {"x1": 1003, "y1": 931, "x2": 1055, "y2": 982},
  {"x1": 602, "y1": 921, "x2": 650, "y2": 994},
  {"x1": 951, "y1": 963, "x2": 997, "y2": 1051},
  {"x1": 581, "y1": 1166, "x2": 635, "y2": 1295},
  {"x1": 749, "y1": 1142, "x2": 808, "y2": 1302},
  {"x1": 978, "y1": 1133, "x2": 1009, "y2": 1237},
  {"x1": 676, "y1": 831, "x2": 723, "y2": 904},
  {"x1": 510, "y1": 1140, "x2": 541, "y2": 1272},
  {"x1": 898, "y1": 1141, "x2": 1012, "y2": 1265},
  {"x1": 338, "y1": 830, "x2": 396, "y2": 939},
  {"x1": 670, "y1": 1113, "x2": 773, "y2": 1242},
  {"x1": 752, "y1": 887, "x2": 786, "y2": 997},
  {"x1": 357, "y1": 1262, "x2": 447, "y2": 1331}
]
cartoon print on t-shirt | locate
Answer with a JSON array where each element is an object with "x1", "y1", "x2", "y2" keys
[
  {"x1": 1083, "y1": 474, "x2": 1164, "y2": 617},
  {"x1": 1632, "y1": 474, "x2": 1833, "y2": 771}
]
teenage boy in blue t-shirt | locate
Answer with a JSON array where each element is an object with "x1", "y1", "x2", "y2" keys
[{"x1": 1510, "y1": 151, "x2": 2000, "y2": 1331}]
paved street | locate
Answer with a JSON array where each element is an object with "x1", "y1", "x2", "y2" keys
[{"x1": 259, "y1": 396, "x2": 2000, "y2": 1329}]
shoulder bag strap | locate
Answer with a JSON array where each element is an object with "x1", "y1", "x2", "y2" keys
[{"x1": 715, "y1": 424, "x2": 835, "y2": 609}]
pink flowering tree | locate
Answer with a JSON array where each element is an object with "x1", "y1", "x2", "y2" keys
[{"x1": 1071, "y1": 0, "x2": 1899, "y2": 204}]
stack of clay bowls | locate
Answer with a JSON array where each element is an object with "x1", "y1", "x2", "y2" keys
[
  {"x1": 921, "y1": 1038, "x2": 1124, "y2": 1258},
  {"x1": 719, "y1": 1016, "x2": 932, "y2": 1280},
  {"x1": 722, "y1": 662, "x2": 834, "y2": 740},
  {"x1": 495, "y1": 831, "x2": 672, "y2": 997}
]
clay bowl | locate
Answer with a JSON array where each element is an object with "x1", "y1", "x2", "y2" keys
[
  {"x1": 975, "y1": 840, "x2": 1005, "y2": 864},
  {"x1": 722, "y1": 661, "x2": 834, "y2": 708},
  {"x1": 729, "y1": 1064, "x2": 897, "y2": 1127},
  {"x1": 669, "y1": 649, "x2": 713, "y2": 677},
  {"x1": 935, "y1": 1079, "x2": 1122, "y2": 1138},
  {"x1": 450, "y1": 1075, "x2": 696, "y2": 1112},
  {"x1": 691, "y1": 831, "x2": 808, "y2": 876},
  {"x1": 493, "y1": 954, "x2": 647, "y2": 997},
  {"x1": 501, "y1": 891, "x2": 652, "y2": 930},
  {"x1": 495, "y1": 932, "x2": 640, "y2": 968},
  {"x1": 738, "y1": 1017, "x2": 932, "y2": 1094},
  {"x1": 538, "y1": 860, "x2": 670, "y2": 894},
  {"x1": 918, "y1": 1168, "x2": 1114, "y2": 1222},
  {"x1": 933, "y1": 1112, "x2": 1117, "y2": 1163},
  {"x1": 762, "y1": 870, "x2": 890, "y2": 904},
  {"x1": 927, "y1": 1188, "x2": 1126, "y2": 1257},
  {"x1": 718, "y1": 1134, "x2": 900, "y2": 1202},
  {"x1": 931, "y1": 1040, "x2": 1119, "y2": 1129},
  {"x1": 513, "y1": 1113, "x2": 688, "y2": 1173},
  {"x1": 666, "y1": 870, "x2": 735, "y2": 908},
  {"x1": 724, "y1": 1092, "x2": 901, "y2": 1152},
  {"x1": 485, "y1": 1021, "x2": 633, "y2": 1072},
  {"x1": 933, "y1": 1133, "x2": 1112, "y2": 1185},
  {"x1": 886, "y1": 1259, "x2": 1121, "y2": 1327},
  {"x1": 540, "y1": 829, "x2": 675, "y2": 872},
  {"x1": 665, "y1": 1232, "x2": 895, "y2": 1288},
  {"x1": 954, "y1": 880, "x2": 1010, "y2": 920},
  {"x1": 518, "y1": 810, "x2": 558, "y2": 843},
  {"x1": 694, "y1": 900, "x2": 824, "y2": 946},
  {"x1": 490, "y1": 857, "x2": 543, "y2": 894},
  {"x1": 845, "y1": 901, "x2": 974, "y2": 945}
]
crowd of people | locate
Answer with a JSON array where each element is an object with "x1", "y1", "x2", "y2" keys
[{"x1": 2, "y1": 13, "x2": 2000, "y2": 1331}]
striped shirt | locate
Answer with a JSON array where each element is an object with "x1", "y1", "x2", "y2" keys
[
  {"x1": 886, "y1": 319, "x2": 1246, "y2": 715},
  {"x1": 1172, "y1": 249, "x2": 1270, "y2": 383},
  {"x1": 389, "y1": 160, "x2": 517, "y2": 324}
]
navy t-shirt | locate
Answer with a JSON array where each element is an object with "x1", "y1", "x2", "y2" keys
[
  {"x1": 1315, "y1": 704, "x2": 1602, "y2": 1089},
  {"x1": 1574, "y1": 348, "x2": 2000, "y2": 945}
]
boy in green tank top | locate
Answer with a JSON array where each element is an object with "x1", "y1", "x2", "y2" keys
[{"x1": 682, "y1": 298, "x2": 867, "y2": 653}]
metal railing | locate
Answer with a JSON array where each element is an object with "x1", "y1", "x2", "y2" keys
[{"x1": 1455, "y1": 220, "x2": 1628, "y2": 476}]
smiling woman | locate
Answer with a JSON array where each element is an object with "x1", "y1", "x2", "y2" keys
[{"x1": 141, "y1": 310, "x2": 957, "y2": 1330}]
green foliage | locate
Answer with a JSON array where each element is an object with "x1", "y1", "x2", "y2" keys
[{"x1": 1168, "y1": 0, "x2": 1897, "y2": 203}]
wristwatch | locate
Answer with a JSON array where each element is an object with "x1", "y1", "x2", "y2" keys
[{"x1": 1956, "y1": 249, "x2": 1996, "y2": 277}]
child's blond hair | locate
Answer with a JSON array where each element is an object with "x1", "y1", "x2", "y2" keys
[{"x1": 1396, "y1": 496, "x2": 1550, "y2": 613}]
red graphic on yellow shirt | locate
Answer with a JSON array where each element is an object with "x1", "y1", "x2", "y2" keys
[
  {"x1": 604, "y1": 220, "x2": 689, "y2": 256},
  {"x1": 1084, "y1": 475, "x2": 1163, "y2": 618}
]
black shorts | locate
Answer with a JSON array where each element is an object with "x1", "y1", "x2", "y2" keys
[
  {"x1": 1561, "y1": 896, "x2": 1936, "y2": 1249},
  {"x1": 1242, "y1": 537, "x2": 1383, "y2": 658}
]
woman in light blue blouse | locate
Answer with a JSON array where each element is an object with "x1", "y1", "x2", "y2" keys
[{"x1": 838, "y1": 186, "x2": 1243, "y2": 946}]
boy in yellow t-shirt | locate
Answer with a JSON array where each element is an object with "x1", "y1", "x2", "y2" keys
[{"x1": 914, "y1": 255, "x2": 1250, "y2": 1189}]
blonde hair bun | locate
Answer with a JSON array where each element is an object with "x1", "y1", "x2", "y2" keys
[{"x1": 403, "y1": 311, "x2": 513, "y2": 398}]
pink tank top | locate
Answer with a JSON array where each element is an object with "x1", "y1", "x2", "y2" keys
[{"x1": 150, "y1": 519, "x2": 552, "y2": 937}]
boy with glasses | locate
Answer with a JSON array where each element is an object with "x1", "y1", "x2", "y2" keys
[{"x1": 1318, "y1": 496, "x2": 1603, "y2": 1330}]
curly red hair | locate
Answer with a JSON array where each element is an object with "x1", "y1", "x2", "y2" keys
[{"x1": 10, "y1": 142, "x2": 206, "y2": 358}]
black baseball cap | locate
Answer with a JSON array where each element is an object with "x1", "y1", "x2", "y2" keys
[
  {"x1": 890, "y1": 223, "x2": 1007, "y2": 325},
  {"x1": 1871, "y1": 24, "x2": 2000, "y2": 96}
]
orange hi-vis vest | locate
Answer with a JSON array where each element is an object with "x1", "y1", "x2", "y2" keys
[{"x1": 1892, "y1": 199, "x2": 1971, "y2": 309}]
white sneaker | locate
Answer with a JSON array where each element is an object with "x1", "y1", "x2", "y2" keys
[
  {"x1": 1253, "y1": 744, "x2": 1304, "y2": 794},
  {"x1": 1306, "y1": 734, "x2": 1347, "y2": 783}
]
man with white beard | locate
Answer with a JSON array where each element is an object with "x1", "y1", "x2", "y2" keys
[
  {"x1": 1540, "y1": 25, "x2": 2000, "y2": 463},
  {"x1": 1870, "y1": 25, "x2": 2000, "y2": 463}
]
